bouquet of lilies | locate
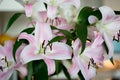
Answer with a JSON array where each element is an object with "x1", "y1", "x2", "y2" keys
[{"x1": 0, "y1": 0, "x2": 120, "y2": 80}]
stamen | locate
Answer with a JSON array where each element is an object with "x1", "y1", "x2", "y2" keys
[
  {"x1": 88, "y1": 61, "x2": 90, "y2": 69},
  {"x1": 42, "y1": 40, "x2": 45, "y2": 48},
  {"x1": 0, "y1": 66, "x2": 3, "y2": 72},
  {"x1": 49, "y1": 44, "x2": 53, "y2": 51},
  {"x1": 44, "y1": 47, "x2": 46, "y2": 54},
  {"x1": 113, "y1": 30, "x2": 120, "y2": 42}
]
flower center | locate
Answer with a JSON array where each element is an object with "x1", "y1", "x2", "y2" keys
[
  {"x1": 0, "y1": 56, "x2": 13, "y2": 72},
  {"x1": 38, "y1": 40, "x2": 53, "y2": 54}
]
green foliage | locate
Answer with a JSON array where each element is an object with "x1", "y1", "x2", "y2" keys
[
  {"x1": 78, "y1": 71, "x2": 85, "y2": 80},
  {"x1": 47, "y1": 36, "x2": 65, "y2": 46},
  {"x1": 32, "y1": 60, "x2": 48, "y2": 80},
  {"x1": 5, "y1": 13, "x2": 23, "y2": 32},
  {"x1": 13, "y1": 27, "x2": 34, "y2": 61},
  {"x1": 76, "y1": 23, "x2": 88, "y2": 54},
  {"x1": 110, "y1": 57, "x2": 114, "y2": 65},
  {"x1": 61, "y1": 64, "x2": 71, "y2": 80},
  {"x1": 76, "y1": 7, "x2": 102, "y2": 54}
]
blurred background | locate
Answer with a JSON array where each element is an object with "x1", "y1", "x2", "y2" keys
[{"x1": 0, "y1": 0, "x2": 120, "y2": 80}]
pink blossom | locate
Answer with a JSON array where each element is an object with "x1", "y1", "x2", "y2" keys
[
  {"x1": 69, "y1": 32, "x2": 104, "y2": 80},
  {"x1": 15, "y1": 0, "x2": 38, "y2": 17},
  {"x1": 40, "y1": 0, "x2": 80, "y2": 19},
  {"x1": 18, "y1": 21, "x2": 72, "y2": 75},
  {"x1": 0, "y1": 41, "x2": 27, "y2": 80}
]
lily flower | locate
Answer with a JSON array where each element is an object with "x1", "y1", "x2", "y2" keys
[
  {"x1": 88, "y1": 6, "x2": 120, "y2": 59},
  {"x1": 15, "y1": 0, "x2": 38, "y2": 17},
  {"x1": 0, "y1": 41, "x2": 27, "y2": 80},
  {"x1": 38, "y1": 11, "x2": 73, "y2": 30},
  {"x1": 69, "y1": 32, "x2": 104, "y2": 80},
  {"x1": 18, "y1": 21, "x2": 72, "y2": 75},
  {"x1": 40, "y1": 0, "x2": 80, "y2": 19}
]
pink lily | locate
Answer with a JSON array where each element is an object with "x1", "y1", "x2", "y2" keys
[
  {"x1": 69, "y1": 32, "x2": 104, "y2": 80},
  {"x1": 88, "y1": 6, "x2": 120, "y2": 59},
  {"x1": 15, "y1": 0, "x2": 38, "y2": 17},
  {"x1": 97, "y1": 6, "x2": 120, "y2": 59},
  {"x1": 18, "y1": 21, "x2": 72, "y2": 75},
  {"x1": 40, "y1": 0, "x2": 80, "y2": 19},
  {"x1": 0, "y1": 41, "x2": 27, "y2": 80},
  {"x1": 38, "y1": 11, "x2": 73, "y2": 30}
]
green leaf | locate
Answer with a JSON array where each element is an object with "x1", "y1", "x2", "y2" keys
[
  {"x1": 5, "y1": 13, "x2": 23, "y2": 32},
  {"x1": 110, "y1": 57, "x2": 114, "y2": 65},
  {"x1": 78, "y1": 71, "x2": 85, "y2": 80},
  {"x1": 13, "y1": 27, "x2": 34, "y2": 61},
  {"x1": 103, "y1": 41, "x2": 109, "y2": 54},
  {"x1": 27, "y1": 62, "x2": 33, "y2": 80},
  {"x1": 32, "y1": 60, "x2": 48, "y2": 80},
  {"x1": 61, "y1": 64, "x2": 71, "y2": 80},
  {"x1": 24, "y1": 62, "x2": 33, "y2": 80},
  {"x1": 47, "y1": 36, "x2": 65, "y2": 46},
  {"x1": 13, "y1": 39, "x2": 25, "y2": 61},
  {"x1": 59, "y1": 29, "x2": 74, "y2": 40},
  {"x1": 76, "y1": 23, "x2": 88, "y2": 54},
  {"x1": 92, "y1": 9, "x2": 102, "y2": 20},
  {"x1": 77, "y1": 7, "x2": 93, "y2": 24},
  {"x1": 114, "y1": 10, "x2": 120, "y2": 15},
  {"x1": 55, "y1": 61, "x2": 62, "y2": 75},
  {"x1": 50, "y1": 25, "x2": 74, "y2": 40}
]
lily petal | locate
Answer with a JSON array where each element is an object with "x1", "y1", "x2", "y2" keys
[
  {"x1": 47, "y1": 5, "x2": 57, "y2": 19},
  {"x1": 15, "y1": 63, "x2": 28, "y2": 77},
  {"x1": 46, "y1": 42, "x2": 72, "y2": 60},
  {"x1": 35, "y1": 22, "x2": 52, "y2": 44},
  {"x1": 39, "y1": 11, "x2": 47, "y2": 22},
  {"x1": 103, "y1": 32, "x2": 114, "y2": 59},
  {"x1": 69, "y1": 57, "x2": 79, "y2": 76},
  {"x1": 0, "y1": 68, "x2": 14, "y2": 80},
  {"x1": 77, "y1": 56, "x2": 96, "y2": 80},
  {"x1": 25, "y1": 4, "x2": 33, "y2": 17},
  {"x1": 44, "y1": 59, "x2": 55, "y2": 75},
  {"x1": 72, "y1": 38, "x2": 81, "y2": 56},
  {"x1": 99, "y1": 6, "x2": 115, "y2": 24},
  {"x1": 18, "y1": 32, "x2": 35, "y2": 43},
  {"x1": 105, "y1": 21, "x2": 120, "y2": 36},
  {"x1": 20, "y1": 44, "x2": 44, "y2": 64}
]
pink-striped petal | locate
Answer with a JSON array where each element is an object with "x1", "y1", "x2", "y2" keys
[
  {"x1": 44, "y1": 59, "x2": 55, "y2": 75},
  {"x1": 47, "y1": 5, "x2": 57, "y2": 19},
  {"x1": 39, "y1": 11, "x2": 47, "y2": 22},
  {"x1": 35, "y1": 22, "x2": 52, "y2": 44},
  {"x1": 99, "y1": 6, "x2": 115, "y2": 24},
  {"x1": 103, "y1": 32, "x2": 114, "y2": 59},
  {"x1": 92, "y1": 31, "x2": 104, "y2": 47},
  {"x1": 69, "y1": 57, "x2": 79, "y2": 76},
  {"x1": 20, "y1": 44, "x2": 44, "y2": 64},
  {"x1": 18, "y1": 32, "x2": 35, "y2": 43},
  {"x1": 15, "y1": 63, "x2": 28, "y2": 77},
  {"x1": 72, "y1": 38, "x2": 81, "y2": 56},
  {"x1": 105, "y1": 21, "x2": 120, "y2": 36},
  {"x1": 0, "y1": 68, "x2": 14, "y2": 80},
  {"x1": 46, "y1": 42, "x2": 72, "y2": 60},
  {"x1": 25, "y1": 4, "x2": 33, "y2": 17},
  {"x1": 77, "y1": 56, "x2": 96, "y2": 80}
]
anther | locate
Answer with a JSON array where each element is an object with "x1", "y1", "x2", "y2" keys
[
  {"x1": 42, "y1": 40, "x2": 45, "y2": 48},
  {"x1": 49, "y1": 44, "x2": 53, "y2": 51},
  {"x1": 0, "y1": 66, "x2": 3, "y2": 72}
]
